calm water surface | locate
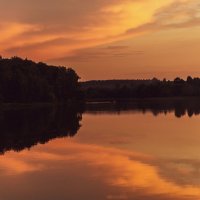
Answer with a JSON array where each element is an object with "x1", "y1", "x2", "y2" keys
[{"x1": 0, "y1": 100, "x2": 200, "y2": 200}]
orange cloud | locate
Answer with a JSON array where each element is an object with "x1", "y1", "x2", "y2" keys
[{"x1": 2, "y1": 0, "x2": 198, "y2": 61}]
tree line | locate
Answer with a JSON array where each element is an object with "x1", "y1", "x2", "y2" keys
[
  {"x1": 81, "y1": 77, "x2": 200, "y2": 100},
  {"x1": 0, "y1": 56, "x2": 81, "y2": 103},
  {"x1": 2, "y1": 56, "x2": 200, "y2": 103}
]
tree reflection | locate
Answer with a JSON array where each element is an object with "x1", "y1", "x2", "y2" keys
[
  {"x1": 84, "y1": 98, "x2": 200, "y2": 118},
  {"x1": 0, "y1": 104, "x2": 83, "y2": 154},
  {"x1": 1, "y1": 98, "x2": 200, "y2": 154}
]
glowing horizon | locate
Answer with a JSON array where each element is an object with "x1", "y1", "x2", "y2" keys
[{"x1": 1, "y1": 0, "x2": 200, "y2": 80}]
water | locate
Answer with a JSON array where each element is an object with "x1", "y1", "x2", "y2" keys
[{"x1": 0, "y1": 99, "x2": 200, "y2": 200}]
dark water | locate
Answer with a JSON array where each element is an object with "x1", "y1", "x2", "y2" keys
[{"x1": 0, "y1": 99, "x2": 200, "y2": 200}]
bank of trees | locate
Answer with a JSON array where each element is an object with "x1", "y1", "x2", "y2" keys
[
  {"x1": 81, "y1": 77, "x2": 200, "y2": 99},
  {"x1": 2, "y1": 56, "x2": 200, "y2": 102},
  {"x1": 0, "y1": 57, "x2": 81, "y2": 103}
]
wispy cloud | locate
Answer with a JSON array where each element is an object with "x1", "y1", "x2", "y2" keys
[
  {"x1": 50, "y1": 45, "x2": 144, "y2": 63},
  {"x1": 126, "y1": 0, "x2": 200, "y2": 35},
  {"x1": 1, "y1": 0, "x2": 200, "y2": 76}
]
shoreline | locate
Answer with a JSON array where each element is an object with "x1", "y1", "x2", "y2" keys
[
  {"x1": 84, "y1": 96, "x2": 200, "y2": 104},
  {"x1": 0, "y1": 96, "x2": 199, "y2": 110},
  {"x1": 0, "y1": 101, "x2": 84, "y2": 110}
]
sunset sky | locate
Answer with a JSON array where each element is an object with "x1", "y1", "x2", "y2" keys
[{"x1": 1, "y1": 0, "x2": 200, "y2": 80}]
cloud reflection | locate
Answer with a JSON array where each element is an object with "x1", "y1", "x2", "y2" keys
[{"x1": 1, "y1": 139, "x2": 200, "y2": 199}]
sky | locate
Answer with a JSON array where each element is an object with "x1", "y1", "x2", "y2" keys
[{"x1": 1, "y1": 0, "x2": 200, "y2": 80}]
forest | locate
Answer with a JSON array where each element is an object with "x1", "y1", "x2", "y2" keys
[
  {"x1": 81, "y1": 77, "x2": 200, "y2": 100},
  {"x1": 0, "y1": 56, "x2": 81, "y2": 103},
  {"x1": 2, "y1": 56, "x2": 200, "y2": 103}
]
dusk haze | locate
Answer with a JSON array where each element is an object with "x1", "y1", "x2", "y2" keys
[
  {"x1": 1, "y1": 0, "x2": 200, "y2": 79},
  {"x1": 1, "y1": 1, "x2": 200, "y2": 200}
]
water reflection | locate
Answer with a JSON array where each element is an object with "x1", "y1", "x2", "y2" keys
[
  {"x1": 0, "y1": 99, "x2": 200, "y2": 199},
  {"x1": 0, "y1": 105, "x2": 83, "y2": 154},
  {"x1": 0, "y1": 98, "x2": 200, "y2": 154},
  {"x1": 85, "y1": 98, "x2": 200, "y2": 118},
  {"x1": 1, "y1": 139, "x2": 200, "y2": 200}
]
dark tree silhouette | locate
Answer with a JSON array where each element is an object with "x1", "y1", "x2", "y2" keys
[
  {"x1": 0, "y1": 56, "x2": 82, "y2": 103},
  {"x1": 81, "y1": 77, "x2": 200, "y2": 100}
]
